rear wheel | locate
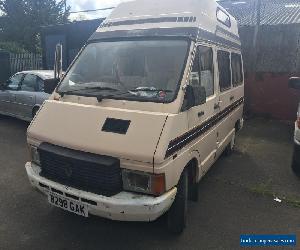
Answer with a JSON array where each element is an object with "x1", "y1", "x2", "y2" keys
[
  {"x1": 291, "y1": 150, "x2": 300, "y2": 176},
  {"x1": 167, "y1": 169, "x2": 188, "y2": 234},
  {"x1": 225, "y1": 131, "x2": 236, "y2": 156}
]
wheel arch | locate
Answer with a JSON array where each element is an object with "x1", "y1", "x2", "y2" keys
[{"x1": 32, "y1": 105, "x2": 41, "y2": 118}]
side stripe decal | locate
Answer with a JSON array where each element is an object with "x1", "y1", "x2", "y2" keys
[{"x1": 165, "y1": 97, "x2": 244, "y2": 158}]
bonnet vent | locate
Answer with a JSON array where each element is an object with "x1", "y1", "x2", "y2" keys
[{"x1": 102, "y1": 118, "x2": 131, "y2": 135}]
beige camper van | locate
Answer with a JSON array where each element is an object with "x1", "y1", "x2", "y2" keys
[{"x1": 26, "y1": 0, "x2": 244, "y2": 233}]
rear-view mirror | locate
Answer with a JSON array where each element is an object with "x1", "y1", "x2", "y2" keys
[
  {"x1": 44, "y1": 78, "x2": 59, "y2": 94},
  {"x1": 289, "y1": 77, "x2": 300, "y2": 90}
]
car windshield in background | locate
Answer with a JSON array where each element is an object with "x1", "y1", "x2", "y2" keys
[{"x1": 58, "y1": 39, "x2": 189, "y2": 102}]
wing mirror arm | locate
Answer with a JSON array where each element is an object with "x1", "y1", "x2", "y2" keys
[{"x1": 44, "y1": 78, "x2": 60, "y2": 94}]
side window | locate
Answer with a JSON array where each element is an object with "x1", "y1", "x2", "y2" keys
[
  {"x1": 7, "y1": 74, "x2": 23, "y2": 90},
  {"x1": 231, "y1": 53, "x2": 243, "y2": 87},
  {"x1": 37, "y1": 77, "x2": 44, "y2": 92},
  {"x1": 21, "y1": 74, "x2": 38, "y2": 92},
  {"x1": 217, "y1": 50, "x2": 231, "y2": 92},
  {"x1": 216, "y1": 8, "x2": 231, "y2": 28},
  {"x1": 188, "y1": 46, "x2": 214, "y2": 101},
  {"x1": 189, "y1": 48, "x2": 200, "y2": 89},
  {"x1": 199, "y1": 46, "x2": 214, "y2": 97}
]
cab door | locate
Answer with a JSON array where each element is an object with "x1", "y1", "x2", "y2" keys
[
  {"x1": 187, "y1": 45, "x2": 219, "y2": 173},
  {"x1": 216, "y1": 50, "x2": 234, "y2": 156}
]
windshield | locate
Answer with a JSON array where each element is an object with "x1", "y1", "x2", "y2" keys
[{"x1": 58, "y1": 39, "x2": 189, "y2": 102}]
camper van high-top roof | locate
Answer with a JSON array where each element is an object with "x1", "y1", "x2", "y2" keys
[{"x1": 89, "y1": 0, "x2": 241, "y2": 50}]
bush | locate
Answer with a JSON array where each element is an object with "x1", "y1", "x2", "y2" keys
[{"x1": 0, "y1": 41, "x2": 28, "y2": 53}]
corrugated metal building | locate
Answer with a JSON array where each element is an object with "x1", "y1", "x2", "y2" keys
[
  {"x1": 220, "y1": 0, "x2": 300, "y2": 120},
  {"x1": 220, "y1": 0, "x2": 300, "y2": 26}
]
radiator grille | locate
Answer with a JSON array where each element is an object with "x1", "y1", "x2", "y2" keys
[{"x1": 38, "y1": 143, "x2": 122, "y2": 197}]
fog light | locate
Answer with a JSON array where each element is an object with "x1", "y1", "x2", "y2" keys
[{"x1": 122, "y1": 170, "x2": 165, "y2": 196}]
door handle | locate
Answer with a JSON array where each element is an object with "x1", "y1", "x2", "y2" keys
[
  {"x1": 198, "y1": 111, "x2": 205, "y2": 117},
  {"x1": 230, "y1": 96, "x2": 235, "y2": 101},
  {"x1": 214, "y1": 103, "x2": 220, "y2": 110}
]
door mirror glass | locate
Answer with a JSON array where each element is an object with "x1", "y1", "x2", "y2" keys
[
  {"x1": 44, "y1": 78, "x2": 59, "y2": 94},
  {"x1": 289, "y1": 77, "x2": 300, "y2": 90},
  {"x1": 185, "y1": 85, "x2": 195, "y2": 110},
  {"x1": 184, "y1": 85, "x2": 206, "y2": 110},
  {"x1": 194, "y1": 85, "x2": 207, "y2": 106}
]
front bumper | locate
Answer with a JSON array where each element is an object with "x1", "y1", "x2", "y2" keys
[{"x1": 26, "y1": 162, "x2": 177, "y2": 222}]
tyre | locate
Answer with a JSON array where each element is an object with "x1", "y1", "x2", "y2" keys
[
  {"x1": 188, "y1": 166, "x2": 198, "y2": 202},
  {"x1": 225, "y1": 131, "x2": 236, "y2": 156},
  {"x1": 167, "y1": 169, "x2": 188, "y2": 234},
  {"x1": 291, "y1": 150, "x2": 300, "y2": 176}
]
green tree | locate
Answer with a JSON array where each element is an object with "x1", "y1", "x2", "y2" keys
[{"x1": 0, "y1": 0, "x2": 70, "y2": 52}]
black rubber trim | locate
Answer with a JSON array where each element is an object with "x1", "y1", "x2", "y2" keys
[
  {"x1": 165, "y1": 97, "x2": 244, "y2": 158},
  {"x1": 89, "y1": 27, "x2": 241, "y2": 50},
  {"x1": 216, "y1": 25, "x2": 240, "y2": 41}
]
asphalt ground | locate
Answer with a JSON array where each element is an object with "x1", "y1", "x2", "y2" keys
[{"x1": 0, "y1": 115, "x2": 299, "y2": 250}]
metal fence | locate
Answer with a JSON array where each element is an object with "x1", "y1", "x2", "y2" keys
[{"x1": 9, "y1": 53, "x2": 43, "y2": 75}]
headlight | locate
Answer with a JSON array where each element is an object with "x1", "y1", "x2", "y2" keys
[
  {"x1": 122, "y1": 170, "x2": 165, "y2": 196},
  {"x1": 29, "y1": 145, "x2": 40, "y2": 165}
]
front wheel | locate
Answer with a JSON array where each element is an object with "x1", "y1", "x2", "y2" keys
[
  {"x1": 291, "y1": 150, "x2": 300, "y2": 176},
  {"x1": 167, "y1": 169, "x2": 188, "y2": 234}
]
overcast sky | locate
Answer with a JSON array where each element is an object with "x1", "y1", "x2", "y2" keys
[
  {"x1": 67, "y1": 0, "x2": 131, "y2": 20},
  {"x1": 67, "y1": 0, "x2": 220, "y2": 20}
]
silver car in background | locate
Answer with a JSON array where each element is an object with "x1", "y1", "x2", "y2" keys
[{"x1": 0, "y1": 70, "x2": 55, "y2": 121}]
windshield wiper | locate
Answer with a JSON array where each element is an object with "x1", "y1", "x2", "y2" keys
[
  {"x1": 59, "y1": 86, "x2": 121, "y2": 97},
  {"x1": 129, "y1": 87, "x2": 173, "y2": 93}
]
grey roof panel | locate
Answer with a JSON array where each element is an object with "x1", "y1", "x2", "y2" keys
[{"x1": 219, "y1": 0, "x2": 300, "y2": 26}]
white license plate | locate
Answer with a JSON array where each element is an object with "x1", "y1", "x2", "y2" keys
[{"x1": 48, "y1": 192, "x2": 88, "y2": 217}]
